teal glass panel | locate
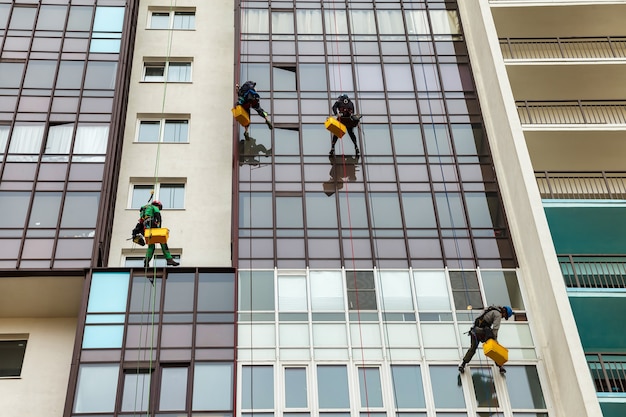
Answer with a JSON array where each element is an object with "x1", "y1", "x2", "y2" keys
[
  {"x1": 88, "y1": 272, "x2": 129, "y2": 312},
  {"x1": 90, "y1": 39, "x2": 122, "y2": 53},
  {"x1": 192, "y1": 363, "x2": 233, "y2": 410},
  {"x1": 85, "y1": 314, "x2": 125, "y2": 324},
  {"x1": 599, "y1": 402, "x2": 626, "y2": 417},
  {"x1": 73, "y1": 364, "x2": 119, "y2": 412},
  {"x1": 570, "y1": 295, "x2": 626, "y2": 351},
  {"x1": 93, "y1": 7, "x2": 125, "y2": 32},
  {"x1": 82, "y1": 325, "x2": 124, "y2": 349}
]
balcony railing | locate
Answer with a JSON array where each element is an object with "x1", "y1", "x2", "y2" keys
[
  {"x1": 587, "y1": 353, "x2": 626, "y2": 393},
  {"x1": 500, "y1": 37, "x2": 626, "y2": 60},
  {"x1": 535, "y1": 171, "x2": 626, "y2": 200},
  {"x1": 558, "y1": 255, "x2": 626, "y2": 289},
  {"x1": 517, "y1": 100, "x2": 626, "y2": 125}
]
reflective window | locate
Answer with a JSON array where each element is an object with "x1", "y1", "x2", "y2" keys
[
  {"x1": 242, "y1": 365, "x2": 274, "y2": 409},
  {"x1": 28, "y1": 192, "x2": 62, "y2": 228},
  {"x1": 276, "y1": 196, "x2": 303, "y2": 228},
  {"x1": 9, "y1": 6, "x2": 37, "y2": 30},
  {"x1": 174, "y1": 12, "x2": 195, "y2": 30},
  {"x1": 73, "y1": 364, "x2": 119, "y2": 413},
  {"x1": 67, "y1": 6, "x2": 92, "y2": 31},
  {"x1": 506, "y1": 366, "x2": 547, "y2": 410},
  {"x1": 317, "y1": 365, "x2": 349, "y2": 409},
  {"x1": 23, "y1": 61, "x2": 56, "y2": 89},
  {"x1": 88, "y1": 272, "x2": 130, "y2": 312},
  {"x1": 430, "y1": 366, "x2": 466, "y2": 409},
  {"x1": 164, "y1": 273, "x2": 194, "y2": 311},
  {"x1": 391, "y1": 365, "x2": 426, "y2": 408},
  {"x1": 131, "y1": 183, "x2": 185, "y2": 209},
  {"x1": 239, "y1": 270, "x2": 275, "y2": 311},
  {"x1": 449, "y1": 270, "x2": 481, "y2": 310},
  {"x1": 0, "y1": 62, "x2": 25, "y2": 88},
  {"x1": 310, "y1": 270, "x2": 344, "y2": 311},
  {"x1": 350, "y1": 10, "x2": 375, "y2": 35},
  {"x1": 471, "y1": 367, "x2": 499, "y2": 408},
  {"x1": 121, "y1": 371, "x2": 150, "y2": 412},
  {"x1": 414, "y1": 271, "x2": 451, "y2": 311},
  {"x1": 60, "y1": 192, "x2": 100, "y2": 228},
  {"x1": 0, "y1": 340, "x2": 27, "y2": 377},
  {"x1": 159, "y1": 367, "x2": 188, "y2": 411},
  {"x1": 198, "y1": 272, "x2": 235, "y2": 311},
  {"x1": 358, "y1": 367, "x2": 383, "y2": 408},
  {"x1": 429, "y1": 10, "x2": 460, "y2": 35},
  {"x1": 0, "y1": 192, "x2": 30, "y2": 228},
  {"x1": 82, "y1": 325, "x2": 123, "y2": 348},
  {"x1": 138, "y1": 119, "x2": 189, "y2": 143},
  {"x1": 8, "y1": 124, "x2": 45, "y2": 156},
  {"x1": 402, "y1": 193, "x2": 437, "y2": 228},
  {"x1": 278, "y1": 274, "x2": 307, "y2": 311},
  {"x1": 36, "y1": 5, "x2": 67, "y2": 31},
  {"x1": 481, "y1": 270, "x2": 524, "y2": 310},
  {"x1": 284, "y1": 367, "x2": 307, "y2": 408},
  {"x1": 378, "y1": 270, "x2": 413, "y2": 311},
  {"x1": 272, "y1": 11, "x2": 294, "y2": 35},
  {"x1": 274, "y1": 66, "x2": 297, "y2": 91},
  {"x1": 84, "y1": 62, "x2": 118, "y2": 90},
  {"x1": 296, "y1": 9, "x2": 322, "y2": 35},
  {"x1": 193, "y1": 363, "x2": 233, "y2": 410},
  {"x1": 0, "y1": 4, "x2": 9, "y2": 30},
  {"x1": 240, "y1": 193, "x2": 273, "y2": 228}
]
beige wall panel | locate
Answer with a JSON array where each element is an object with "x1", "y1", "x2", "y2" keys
[
  {"x1": 110, "y1": 1, "x2": 235, "y2": 267},
  {"x1": 0, "y1": 318, "x2": 77, "y2": 417},
  {"x1": 458, "y1": 1, "x2": 602, "y2": 416}
]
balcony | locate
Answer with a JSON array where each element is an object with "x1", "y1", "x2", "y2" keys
[
  {"x1": 535, "y1": 171, "x2": 626, "y2": 200},
  {"x1": 559, "y1": 255, "x2": 626, "y2": 288},
  {"x1": 500, "y1": 37, "x2": 626, "y2": 60},
  {"x1": 587, "y1": 353, "x2": 626, "y2": 393},
  {"x1": 517, "y1": 100, "x2": 626, "y2": 126}
]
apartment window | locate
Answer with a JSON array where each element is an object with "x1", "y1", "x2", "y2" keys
[
  {"x1": 0, "y1": 340, "x2": 27, "y2": 377},
  {"x1": 317, "y1": 365, "x2": 350, "y2": 409},
  {"x1": 143, "y1": 61, "x2": 191, "y2": 82},
  {"x1": 242, "y1": 365, "x2": 274, "y2": 410},
  {"x1": 137, "y1": 119, "x2": 189, "y2": 143},
  {"x1": 131, "y1": 183, "x2": 185, "y2": 209},
  {"x1": 192, "y1": 363, "x2": 233, "y2": 411},
  {"x1": 284, "y1": 367, "x2": 308, "y2": 408},
  {"x1": 121, "y1": 370, "x2": 151, "y2": 412},
  {"x1": 449, "y1": 270, "x2": 482, "y2": 310},
  {"x1": 125, "y1": 255, "x2": 180, "y2": 267},
  {"x1": 357, "y1": 367, "x2": 383, "y2": 408},
  {"x1": 160, "y1": 366, "x2": 188, "y2": 411},
  {"x1": 149, "y1": 10, "x2": 195, "y2": 30}
]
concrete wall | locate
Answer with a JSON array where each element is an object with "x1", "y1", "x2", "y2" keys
[
  {"x1": 109, "y1": 0, "x2": 235, "y2": 267},
  {"x1": 0, "y1": 318, "x2": 77, "y2": 417},
  {"x1": 457, "y1": 1, "x2": 602, "y2": 416}
]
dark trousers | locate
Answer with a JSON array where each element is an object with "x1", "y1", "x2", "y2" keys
[
  {"x1": 462, "y1": 326, "x2": 494, "y2": 364},
  {"x1": 331, "y1": 127, "x2": 358, "y2": 151}
]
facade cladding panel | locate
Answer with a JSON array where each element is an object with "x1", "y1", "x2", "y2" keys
[
  {"x1": 0, "y1": 0, "x2": 133, "y2": 269},
  {"x1": 235, "y1": 1, "x2": 546, "y2": 417}
]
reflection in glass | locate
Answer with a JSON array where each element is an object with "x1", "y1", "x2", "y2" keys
[
  {"x1": 29, "y1": 192, "x2": 62, "y2": 228},
  {"x1": 481, "y1": 270, "x2": 524, "y2": 310},
  {"x1": 471, "y1": 367, "x2": 498, "y2": 408},
  {"x1": 449, "y1": 270, "x2": 482, "y2": 310},
  {"x1": 60, "y1": 192, "x2": 100, "y2": 228},
  {"x1": 242, "y1": 365, "x2": 274, "y2": 409}
]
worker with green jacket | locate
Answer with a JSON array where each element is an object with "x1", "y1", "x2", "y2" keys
[{"x1": 141, "y1": 200, "x2": 179, "y2": 267}]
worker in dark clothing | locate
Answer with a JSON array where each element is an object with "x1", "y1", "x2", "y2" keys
[
  {"x1": 459, "y1": 305, "x2": 513, "y2": 374},
  {"x1": 141, "y1": 200, "x2": 179, "y2": 267},
  {"x1": 330, "y1": 94, "x2": 361, "y2": 157},
  {"x1": 236, "y1": 81, "x2": 273, "y2": 137}
]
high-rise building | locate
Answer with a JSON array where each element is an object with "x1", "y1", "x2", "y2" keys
[{"x1": 0, "y1": 1, "x2": 622, "y2": 416}]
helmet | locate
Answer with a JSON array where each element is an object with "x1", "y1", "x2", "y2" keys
[
  {"x1": 503, "y1": 306, "x2": 513, "y2": 320},
  {"x1": 152, "y1": 200, "x2": 163, "y2": 210},
  {"x1": 246, "y1": 80, "x2": 256, "y2": 88},
  {"x1": 338, "y1": 94, "x2": 349, "y2": 102}
]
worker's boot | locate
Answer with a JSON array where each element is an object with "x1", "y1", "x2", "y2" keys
[
  {"x1": 458, "y1": 362, "x2": 466, "y2": 373},
  {"x1": 499, "y1": 366, "x2": 506, "y2": 374},
  {"x1": 166, "y1": 258, "x2": 180, "y2": 266},
  {"x1": 144, "y1": 259, "x2": 150, "y2": 268},
  {"x1": 265, "y1": 118, "x2": 273, "y2": 130}
]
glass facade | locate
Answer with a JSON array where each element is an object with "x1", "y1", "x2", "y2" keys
[
  {"x1": 236, "y1": 1, "x2": 546, "y2": 417},
  {"x1": 0, "y1": 0, "x2": 130, "y2": 269}
]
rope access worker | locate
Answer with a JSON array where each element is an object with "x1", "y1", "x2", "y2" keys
[
  {"x1": 330, "y1": 94, "x2": 361, "y2": 157},
  {"x1": 459, "y1": 305, "x2": 513, "y2": 374},
  {"x1": 236, "y1": 81, "x2": 273, "y2": 137},
  {"x1": 141, "y1": 200, "x2": 179, "y2": 267}
]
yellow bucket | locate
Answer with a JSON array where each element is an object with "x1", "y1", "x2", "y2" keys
[
  {"x1": 232, "y1": 105, "x2": 251, "y2": 127},
  {"x1": 483, "y1": 339, "x2": 508, "y2": 366},
  {"x1": 324, "y1": 117, "x2": 347, "y2": 138},
  {"x1": 144, "y1": 228, "x2": 169, "y2": 245}
]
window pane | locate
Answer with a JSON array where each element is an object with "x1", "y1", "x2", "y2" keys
[
  {"x1": 45, "y1": 124, "x2": 73, "y2": 154},
  {"x1": 406, "y1": 10, "x2": 429, "y2": 34},
  {"x1": 240, "y1": 193, "x2": 273, "y2": 228},
  {"x1": 37, "y1": 5, "x2": 67, "y2": 31},
  {"x1": 198, "y1": 272, "x2": 235, "y2": 311},
  {"x1": 429, "y1": 11, "x2": 460, "y2": 35},
  {"x1": 84, "y1": 62, "x2": 118, "y2": 90},
  {"x1": 296, "y1": 9, "x2": 322, "y2": 34},
  {"x1": 193, "y1": 363, "x2": 233, "y2": 410},
  {"x1": 122, "y1": 372, "x2": 150, "y2": 412},
  {"x1": 163, "y1": 120, "x2": 189, "y2": 143},
  {"x1": 0, "y1": 5, "x2": 9, "y2": 30},
  {"x1": 430, "y1": 366, "x2": 465, "y2": 408},
  {"x1": 145, "y1": 64, "x2": 165, "y2": 81},
  {"x1": 276, "y1": 196, "x2": 303, "y2": 228},
  {"x1": 0, "y1": 192, "x2": 30, "y2": 228},
  {"x1": 285, "y1": 368, "x2": 307, "y2": 408},
  {"x1": 29, "y1": 192, "x2": 62, "y2": 228},
  {"x1": 299, "y1": 64, "x2": 327, "y2": 91},
  {"x1": 306, "y1": 193, "x2": 338, "y2": 228},
  {"x1": 242, "y1": 365, "x2": 274, "y2": 409},
  {"x1": 370, "y1": 193, "x2": 402, "y2": 228},
  {"x1": 318, "y1": 365, "x2": 349, "y2": 409},
  {"x1": 449, "y1": 270, "x2": 482, "y2": 310},
  {"x1": 471, "y1": 367, "x2": 498, "y2": 408},
  {"x1": 168, "y1": 62, "x2": 191, "y2": 82},
  {"x1": 151, "y1": 12, "x2": 170, "y2": 29},
  {"x1": 391, "y1": 365, "x2": 426, "y2": 408},
  {"x1": 273, "y1": 66, "x2": 296, "y2": 91},
  {"x1": 414, "y1": 271, "x2": 451, "y2": 311},
  {"x1": 73, "y1": 364, "x2": 119, "y2": 412},
  {"x1": 8, "y1": 124, "x2": 45, "y2": 155},
  {"x1": 88, "y1": 271, "x2": 130, "y2": 312},
  {"x1": 60, "y1": 192, "x2": 100, "y2": 228},
  {"x1": 350, "y1": 10, "x2": 375, "y2": 35},
  {"x1": 385, "y1": 64, "x2": 413, "y2": 91},
  {"x1": 310, "y1": 270, "x2": 344, "y2": 310},
  {"x1": 506, "y1": 366, "x2": 547, "y2": 409},
  {"x1": 402, "y1": 193, "x2": 436, "y2": 228},
  {"x1": 278, "y1": 275, "x2": 307, "y2": 311},
  {"x1": 324, "y1": 10, "x2": 347, "y2": 34},
  {"x1": 93, "y1": 7, "x2": 125, "y2": 32},
  {"x1": 435, "y1": 192, "x2": 466, "y2": 229},
  {"x1": 9, "y1": 7, "x2": 37, "y2": 30},
  {"x1": 272, "y1": 11, "x2": 294, "y2": 34},
  {"x1": 138, "y1": 121, "x2": 160, "y2": 142},
  {"x1": 82, "y1": 325, "x2": 123, "y2": 348},
  {"x1": 239, "y1": 271, "x2": 275, "y2": 311},
  {"x1": 328, "y1": 64, "x2": 354, "y2": 92},
  {"x1": 74, "y1": 125, "x2": 109, "y2": 154},
  {"x1": 132, "y1": 185, "x2": 153, "y2": 208},
  {"x1": 164, "y1": 273, "x2": 194, "y2": 311},
  {"x1": 243, "y1": 9, "x2": 269, "y2": 33},
  {"x1": 356, "y1": 64, "x2": 384, "y2": 91},
  {"x1": 23, "y1": 60, "x2": 57, "y2": 88},
  {"x1": 379, "y1": 271, "x2": 413, "y2": 310},
  {"x1": 0, "y1": 341, "x2": 27, "y2": 377},
  {"x1": 347, "y1": 271, "x2": 377, "y2": 310},
  {"x1": 174, "y1": 12, "x2": 195, "y2": 30},
  {"x1": 67, "y1": 6, "x2": 93, "y2": 31},
  {"x1": 160, "y1": 367, "x2": 188, "y2": 411},
  {"x1": 481, "y1": 270, "x2": 524, "y2": 310},
  {"x1": 0, "y1": 62, "x2": 25, "y2": 88},
  {"x1": 358, "y1": 367, "x2": 383, "y2": 408},
  {"x1": 377, "y1": 10, "x2": 404, "y2": 35},
  {"x1": 160, "y1": 184, "x2": 185, "y2": 209}
]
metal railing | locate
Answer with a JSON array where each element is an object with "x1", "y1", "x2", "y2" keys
[
  {"x1": 535, "y1": 171, "x2": 626, "y2": 200},
  {"x1": 587, "y1": 353, "x2": 626, "y2": 393},
  {"x1": 517, "y1": 100, "x2": 626, "y2": 125},
  {"x1": 500, "y1": 37, "x2": 626, "y2": 60},
  {"x1": 559, "y1": 255, "x2": 626, "y2": 288}
]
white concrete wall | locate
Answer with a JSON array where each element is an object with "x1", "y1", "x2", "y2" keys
[
  {"x1": 109, "y1": 0, "x2": 235, "y2": 267},
  {"x1": 457, "y1": 1, "x2": 602, "y2": 416},
  {"x1": 0, "y1": 318, "x2": 77, "y2": 417}
]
